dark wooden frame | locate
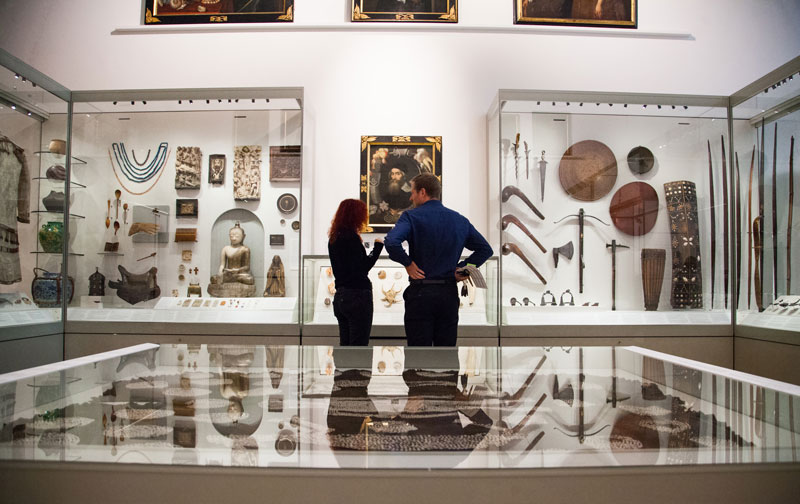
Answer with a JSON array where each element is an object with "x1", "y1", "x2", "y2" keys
[
  {"x1": 144, "y1": 1, "x2": 293, "y2": 25},
  {"x1": 176, "y1": 199, "x2": 199, "y2": 218},
  {"x1": 514, "y1": 0, "x2": 636, "y2": 28},
  {"x1": 352, "y1": 1, "x2": 457, "y2": 23},
  {"x1": 208, "y1": 154, "x2": 226, "y2": 184},
  {"x1": 360, "y1": 135, "x2": 442, "y2": 233}
]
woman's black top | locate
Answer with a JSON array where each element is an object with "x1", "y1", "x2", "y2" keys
[{"x1": 328, "y1": 231, "x2": 383, "y2": 290}]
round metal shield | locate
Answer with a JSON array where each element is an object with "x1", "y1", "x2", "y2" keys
[
  {"x1": 627, "y1": 146, "x2": 655, "y2": 175},
  {"x1": 277, "y1": 193, "x2": 298, "y2": 214},
  {"x1": 558, "y1": 140, "x2": 618, "y2": 201},
  {"x1": 609, "y1": 181, "x2": 659, "y2": 236}
]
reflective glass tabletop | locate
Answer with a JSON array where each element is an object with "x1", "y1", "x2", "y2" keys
[{"x1": 1, "y1": 344, "x2": 798, "y2": 470}]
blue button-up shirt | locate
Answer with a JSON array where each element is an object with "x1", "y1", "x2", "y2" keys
[{"x1": 384, "y1": 200, "x2": 493, "y2": 279}]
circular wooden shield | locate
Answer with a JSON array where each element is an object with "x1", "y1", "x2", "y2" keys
[
  {"x1": 627, "y1": 146, "x2": 655, "y2": 175},
  {"x1": 558, "y1": 140, "x2": 618, "y2": 201},
  {"x1": 609, "y1": 182, "x2": 659, "y2": 236}
]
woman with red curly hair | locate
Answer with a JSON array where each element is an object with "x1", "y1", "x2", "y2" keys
[{"x1": 328, "y1": 199, "x2": 384, "y2": 345}]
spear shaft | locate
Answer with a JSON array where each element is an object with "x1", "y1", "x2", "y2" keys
[{"x1": 708, "y1": 140, "x2": 716, "y2": 307}]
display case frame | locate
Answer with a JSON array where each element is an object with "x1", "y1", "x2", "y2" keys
[
  {"x1": 62, "y1": 87, "x2": 305, "y2": 356},
  {"x1": 0, "y1": 49, "x2": 74, "y2": 372},
  {"x1": 729, "y1": 56, "x2": 800, "y2": 385},
  {"x1": 489, "y1": 89, "x2": 734, "y2": 345}
]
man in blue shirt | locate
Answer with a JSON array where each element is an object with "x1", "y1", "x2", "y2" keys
[{"x1": 384, "y1": 173, "x2": 493, "y2": 346}]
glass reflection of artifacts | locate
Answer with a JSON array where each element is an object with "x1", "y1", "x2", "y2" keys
[
  {"x1": 145, "y1": 0, "x2": 294, "y2": 25},
  {"x1": 234, "y1": 145, "x2": 262, "y2": 201},
  {"x1": 263, "y1": 255, "x2": 286, "y2": 297},
  {"x1": 175, "y1": 146, "x2": 202, "y2": 189},
  {"x1": 0, "y1": 134, "x2": 29, "y2": 285},
  {"x1": 515, "y1": 0, "x2": 636, "y2": 28},
  {"x1": 208, "y1": 222, "x2": 256, "y2": 297},
  {"x1": 353, "y1": 0, "x2": 457, "y2": 22},
  {"x1": 209, "y1": 154, "x2": 226, "y2": 184},
  {"x1": 360, "y1": 135, "x2": 442, "y2": 233}
]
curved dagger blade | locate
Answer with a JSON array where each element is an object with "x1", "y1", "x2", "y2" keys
[
  {"x1": 501, "y1": 185, "x2": 545, "y2": 220},
  {"x1": 501, "y1": 214, "x2": 546, "y2": 253}
]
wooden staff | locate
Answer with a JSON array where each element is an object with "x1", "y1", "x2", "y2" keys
[
  {"x1": 747, "y1": 147, "x2": 755, "y2": 309},
  {"x1": 708, "y1": 140, "x2": 716, "y2": 307},
  {"x1": 789, "y1": 136, "x2": 795, "y2": 295},
  {"x1": 772, "y1": 123, "x2": 778, "y2": 299},
  {"x1": 735, "y1": 152, "x2": 742, "y2": 305},
  {"x1": 759, "y1": 126, "x2": 766, "y2": 308},
  {"x1": 721, "y1": 135, "x2": 729, "y2": 308}
]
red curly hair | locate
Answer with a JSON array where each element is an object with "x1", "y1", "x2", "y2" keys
[{"x1": 328, "y1": 199, "x2": 368, "y2": 242}]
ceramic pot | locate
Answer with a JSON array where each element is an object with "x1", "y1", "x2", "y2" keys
[
  {"x1": 48, "y1": 139, "x2": 66, "y2": 155},
  {"x1": 42, "y1": 190, "x2": 66, "y2": 212},
  {"x1": 31, "y1": 267, "x2": 74, "y2": 307},
  {"x1": 38, "y1": 221, "x2": 64, "y2": 253}
]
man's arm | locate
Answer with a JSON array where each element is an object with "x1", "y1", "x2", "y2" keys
[
  {"x1": 458, "y1": 223, "x2": 493, "y2": 269},
  {"x1": 384, "y1": 214, "x2": 412, "y2": 267}
]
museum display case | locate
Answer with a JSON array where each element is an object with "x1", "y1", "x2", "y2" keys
[
  {"x1": 301, "y1": 255, "x2": 498, "y2": 340},
  {"x1": 0, "y1": 51, "x2": 75, "y2": 371},
  {"x1": 1, "y1": 343, "x2": 798, "y2": 502},
  {"x1": 62, "y1": 89, "x2": 303, "y2": 336},
  {"x1": 489, "y1": 90, "x2": 733, "y2": 336},
  {"x1": 731, "y1": 58, "x2": 800, "y2": 337}
]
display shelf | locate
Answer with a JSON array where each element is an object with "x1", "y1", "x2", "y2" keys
[
  {"x1": 33, "y1": 150, "x2": 87, "y2": 164},
  {"x1": 30, "y1": 251, "x2": 84, "y2": 257},
  {"x1": 32, "y1": 176, "x2": 86, "y2": 188},
  {"x1": 30, "y1": 210, "x2": 85, "y2": 219},
  {"x1": 96, "y1": 252, "x2": 124, "y2": 256}
]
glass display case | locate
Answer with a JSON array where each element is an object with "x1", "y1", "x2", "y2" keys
[
  {"x1": 489, "y1": 91, "x2": 732, "y2": 334},
  {"x1": 731, "y1": 58, "x2": 800, "y2": 336},
  {"x1": 63, "y1": 89, "x2": 303, "y2": 333},
  {"x1": 0, "y1": 50, "x2": 73, "y2": 370},
  {"x1": 301, "y1": 255, "x2": 498, "y2": 340},
  {"x1": 1, "y1": 343, "x2": 798, "y2": 501}
]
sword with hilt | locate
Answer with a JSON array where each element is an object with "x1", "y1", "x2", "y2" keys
[
  {"x1": 553, "y1": 208, "x2": 611, "y2": 293},
  {"x1": 512, "y1": 133, "x2": 520, "y2": 183},
  {"x1": 606, "y1": 240, "x2": 629, "y2": 311},
  {"x1": 538, "y1": 150, "x2": 548, "y2": 202}
]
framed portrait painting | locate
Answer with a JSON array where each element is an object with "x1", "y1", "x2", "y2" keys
[
  {"x1": 514, "y1": 0, "x2": 636, "y2": 28},
  {"x1": 144, "y1": 0, "x2": 293, "y2": 25},
  {"x1": 352, "y1": 1, "x2": 457, "y2": 23},
  {"x1": 360, "y1": 135, "x2": 442, "y2": 233}
]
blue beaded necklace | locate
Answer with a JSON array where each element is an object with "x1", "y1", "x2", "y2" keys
[{"x1": 112, "y1": 142, "x2": 168, "y2": 183}]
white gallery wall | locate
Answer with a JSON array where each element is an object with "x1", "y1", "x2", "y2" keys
[{"x1": 1, "y1": 0, "x2": 799, "y2": 256}]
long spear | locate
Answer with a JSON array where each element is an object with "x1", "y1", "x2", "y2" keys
[
  {"x1": 772, "y1": 124, "x2": 778, "y2": 299},
  {"x1": 735, "y1": 152, "x2": 742, "y2": 304},
  {"x1": 708, "y1": 140, "x2": 716, "y2": 307},
  {"x1": 721, "y1": 135, "x2": 729, "y2": 308},
  {"x1": 747, "y1": 147, "x2": 755, "y2": 309},
  {"x1": 789, "y1": 136, "x2": 795, "y2": 295}
]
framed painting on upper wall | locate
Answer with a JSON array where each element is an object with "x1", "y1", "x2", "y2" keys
[
  {"x1": 352, "y1": 1, "x2": 457, "y2": 23},
  {"x1": 144, "y1": 0, "x2": 293, "y2": 25},
  {"x1": 360, "y1": 135, "x2": 442, "y2": 233},
  {"x1": 514, "y1": 0, "x2": 636, "y2": 28}
]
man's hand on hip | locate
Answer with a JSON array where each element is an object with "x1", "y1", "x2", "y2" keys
[{"x1": 405, "y1": 262, "x2": 425, "y2": 279}]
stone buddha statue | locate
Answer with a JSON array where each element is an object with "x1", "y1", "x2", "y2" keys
[{"x1": 208, "y1": 222, "x2": 257, "y2": 297}]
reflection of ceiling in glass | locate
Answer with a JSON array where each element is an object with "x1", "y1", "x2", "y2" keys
[
  {"x1": 503, "y1": 100, "x2": 728, "y2": 119},
  {"x1": 0, "y1": 64, "x2": 67, "y2": 116},
  {"x1": 72, "y1": 98, "x2": 300, "y2": 114},
  {"x1": 733, "y1": 73, "x2": 800, "y2": 121}
]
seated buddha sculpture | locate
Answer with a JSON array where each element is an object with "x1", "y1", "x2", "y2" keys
[{"x1": 208, "y1": 222, "x2": 256, "y2": 297}]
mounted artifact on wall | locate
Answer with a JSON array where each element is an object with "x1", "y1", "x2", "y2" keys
[
  {"x1": 234, "y1": 145, "x2": 262, "y2": 201},
  {"x1": 208, "y1": 209, "x2": 264, "y2": 297},
  {"x1": 175, "y1": 146, "x2": 202, "y2": 189},
  {"x1": 269, "y1": 145, "x2": 301, "y2": 182},
  {"x1": 558, "y1": 140, "x2": 618, "y2": 202},
  {"x1": 108, "y1": 265, "x2": 161, "y2": 305},
  {"x1": 208, "y1": 154, "x2": 226, "y2": 184},
  {"x1": 664, "y1": 181, "x2": 703, "y2": 309}
]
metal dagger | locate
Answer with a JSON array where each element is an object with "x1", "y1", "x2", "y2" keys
[
  {"x1": 524, "y1": 141, "x2": 530, "y2": 180},
  {"x1": 538, "y1": 150, "x2": 547, "y2": 202}
]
